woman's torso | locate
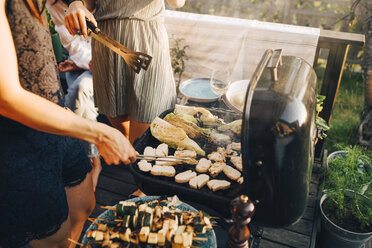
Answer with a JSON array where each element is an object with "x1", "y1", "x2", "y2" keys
[
  {"x1": 94, "y1": 0, "x2": 164, "y2": 21},
  {"x1": 1, "y1": 0, "x2": 64, "y2": 127},
  {"x1": 5, "y1": 0, "x2": 64, "y2": 106}
]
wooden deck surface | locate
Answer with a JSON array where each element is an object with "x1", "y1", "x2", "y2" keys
[{"x1": 82, "y1": 161, "x2": 321, "y2": 248}]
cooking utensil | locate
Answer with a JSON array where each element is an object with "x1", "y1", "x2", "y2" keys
[
  {"x1": 86, "y1": 20, "x2": 152, "y2": 73},
  {"x1": 137, "y1": 155, "x2": 194, "y2": 162}
]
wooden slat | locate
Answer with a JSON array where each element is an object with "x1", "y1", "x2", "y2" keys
[
  {"x1": 319, "y1": 30, "x2": 365, "y2": 47},
  {"x1": 260, "y1": 239, "x2": 295, "y2": 248},
  {"x1": 100, "y1": 164, "x2": 137, "y2": 185},
  {"x1": 285, "y1": 218, "x2": 313, "y2": 236},
  {"x1": 94, "y1": 186, "x2": 132, "y2": 206},
  {"x1": 263, "y1": 228, "x2": 311, "y2": 248},
  {"x1": 302, "y1": 206, "x2": 315, "y2": 221},
  {"x1": 97, "y1": 174, "x2": 138, "y2": 197}
]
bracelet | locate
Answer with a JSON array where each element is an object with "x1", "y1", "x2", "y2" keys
[{"x1": 66, "y1": 0, "x2": 84, "y2": 6}]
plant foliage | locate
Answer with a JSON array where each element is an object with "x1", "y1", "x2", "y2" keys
[
  {"x1": 170, "y1": 36, "x2": 188, "y2": 92},
  {"x1": 321, "y1": 145, "x2": 372, "y2": 231},
  {"x1": 316, "y1": 95, "x2": 330, "y2": 139}
]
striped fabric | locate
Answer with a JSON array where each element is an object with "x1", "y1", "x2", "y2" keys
[{"x1": 92, "y1": 0, "x2": 176, "y2": 122}]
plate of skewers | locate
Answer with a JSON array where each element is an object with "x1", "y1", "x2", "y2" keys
[{"x1": 80, "y1": 195, "x2": 217, "y2": 248}]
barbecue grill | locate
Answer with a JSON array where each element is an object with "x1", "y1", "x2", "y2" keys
[{"x1": 129, "y1": 49, "x2": 317, "y2": 227}]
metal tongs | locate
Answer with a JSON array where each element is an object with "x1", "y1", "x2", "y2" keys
[
  {"x1": 86, "y1": 20, "x2": 152, "y2": 74},
  {"x1": 137, "y1": 155, "x2": 194, "y2": 163}
]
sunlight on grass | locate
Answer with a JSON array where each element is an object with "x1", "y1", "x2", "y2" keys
[{"x1": 320, "y1": 69, "x2": 365, "y2": 153}]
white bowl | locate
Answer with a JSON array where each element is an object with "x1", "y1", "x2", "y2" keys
[{"x1": 223, "y1": 80, "x2": 250, "y2": 114}]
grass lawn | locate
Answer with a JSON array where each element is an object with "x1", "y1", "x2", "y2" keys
[{"x1": 317, "y1": 66, "x2": 365, "y2": 154}]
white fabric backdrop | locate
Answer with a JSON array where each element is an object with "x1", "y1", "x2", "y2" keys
[{"x1": 164, "y1": 10, "x2": 320, "y2": 82}]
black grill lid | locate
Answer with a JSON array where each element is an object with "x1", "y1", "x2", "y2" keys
[{"x1": 241, "y1": 49, "x2": 317, "y2": 227}]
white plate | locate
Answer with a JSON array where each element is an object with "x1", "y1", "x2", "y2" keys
[
  {"x1": 179, "y1": 78, "x2": 220, "y2": 102},
  {"x1": 223, "y1": 80, "x2": 250, "y2": 114}
]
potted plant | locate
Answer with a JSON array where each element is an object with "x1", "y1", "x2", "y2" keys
[{"x1": 318, "y1": 145, "x2": 372, "y2": 248}]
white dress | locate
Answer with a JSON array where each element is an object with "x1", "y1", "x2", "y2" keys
[{"x1": 92, "y1": 0, "x2": 176, "y2": 122}]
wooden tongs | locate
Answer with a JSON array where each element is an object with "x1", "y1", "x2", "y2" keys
[{"x1": 86, "y1": 20, "x2": 152, "y2": 74}]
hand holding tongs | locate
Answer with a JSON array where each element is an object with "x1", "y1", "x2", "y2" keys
[{"x1": 86, "y1": 20, "x2": 152, "y2": 74}]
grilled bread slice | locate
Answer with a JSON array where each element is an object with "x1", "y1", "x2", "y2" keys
[
  {"x1": 155, "y1": 143, "x2": 169, "y2": 157},
  {"x1": 207, "y1": 152, "x2": 226, "y2": 162},
  {"x1": 230, "y1": 155, "x2": 242, "y2": 171},
  {"x1": 174, "y1": 149, "x2": 197, "y2": 159},
  {"x1": 196, "y1": 158, "x2": 212, "y2": 173},
  {"x1": 175, "y1": 170, "x2": 197, "y2": 183},
  {"x1": 144, "y1": 146, "x2": 156, "y2": 157},
  {"x1": 209, "y1": 162, "x2": 226, "y2": 177},
  {"x1": 138, "y1": 160, "x2": 152, "y2": 172},
  {"x1": 151, "y1": 165, "x2": 176, "y2": 177},
  {"x1": 207, "y1": 179, "x2": 231, "y2": 191},
  {"x1": 223, "y1": 165, "x2": 241, "y2": 181},
  {"x1": 189, "y1": 174, "x2": 210, "y2": 189},
  {"x1": 231, "y1": 142, "x2": 241, "y2": 151}
]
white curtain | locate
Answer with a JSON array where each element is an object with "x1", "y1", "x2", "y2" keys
[{"x1": 164, "y1": 10, "x2": 320, "y2": 83}]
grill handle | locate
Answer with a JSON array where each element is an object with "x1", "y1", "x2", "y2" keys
[{"x1": 241, "y1": 49, "x2": 274, "y2": 192}]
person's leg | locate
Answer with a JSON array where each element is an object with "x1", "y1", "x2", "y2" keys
[
  {"x1": 66, "y1": 71, "x2": 102, "y2": 192},
  {"x1": 129, "y1": 119, "x2": 150, "y2": 144},
  {"x1": 65, "y1": 173, "x2": 95, "y2": 248},
  {"x1": 90, "y1": 155, "x2": 102, "y2": 191},
  {"x1": 108, "y1": 114, "x2": 130, "y2": 139},
  {"x1": 28, "y1": 219, "x2": 71, "y2": 248},
  {"x1": 127, "y1": 119, "x2": 150, "y2": 197}
]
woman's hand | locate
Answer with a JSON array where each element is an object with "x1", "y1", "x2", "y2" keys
[
  {"x1": 64, "y1": 1, "x2": 96, "y2": 37},
  {"x1": 166, "y1": 0, "x2": 186, "y2": 9},
  {"x1": 95, "y1": 123, "x2": 138, "y2": 165}
]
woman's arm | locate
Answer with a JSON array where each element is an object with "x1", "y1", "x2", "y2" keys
[
  {"x1": 0, "y1": 1, "x2": 136, "y2": 165},
  {"x1": 166, "y1": 0, "x2": 186, "y2": 9}
]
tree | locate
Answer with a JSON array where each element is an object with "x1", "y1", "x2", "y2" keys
[{"x1": 356, "y1": 0, "x2": 372, "y2": 149}]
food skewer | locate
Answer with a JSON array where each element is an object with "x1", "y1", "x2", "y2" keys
[
  {"x1": 87, "y1": 198, "x2": 213, "y2": 248},
  {"x1": 90, "y1": 217, "x2": 124, "y2": 222}
]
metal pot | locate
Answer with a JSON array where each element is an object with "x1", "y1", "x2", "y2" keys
[{"x1": 318, "y1": 193, "x2": 372, "y2": 248}]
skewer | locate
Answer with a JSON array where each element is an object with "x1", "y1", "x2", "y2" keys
[
  {"x1": 192, "y1": 237, "x2": 208, "y2": 241},
  {"x1": 68, "y1": 238, "x2": 84, "y2": 247},
  {"x1": 100, "y1": 206, "x2": 116, "y2": 210},
  {"x1": 87, "y1": 217, "x2": 102, "y2": 226},
  {"x1": 90, "y1": 217, "x2": 124, "y2": 222}
]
